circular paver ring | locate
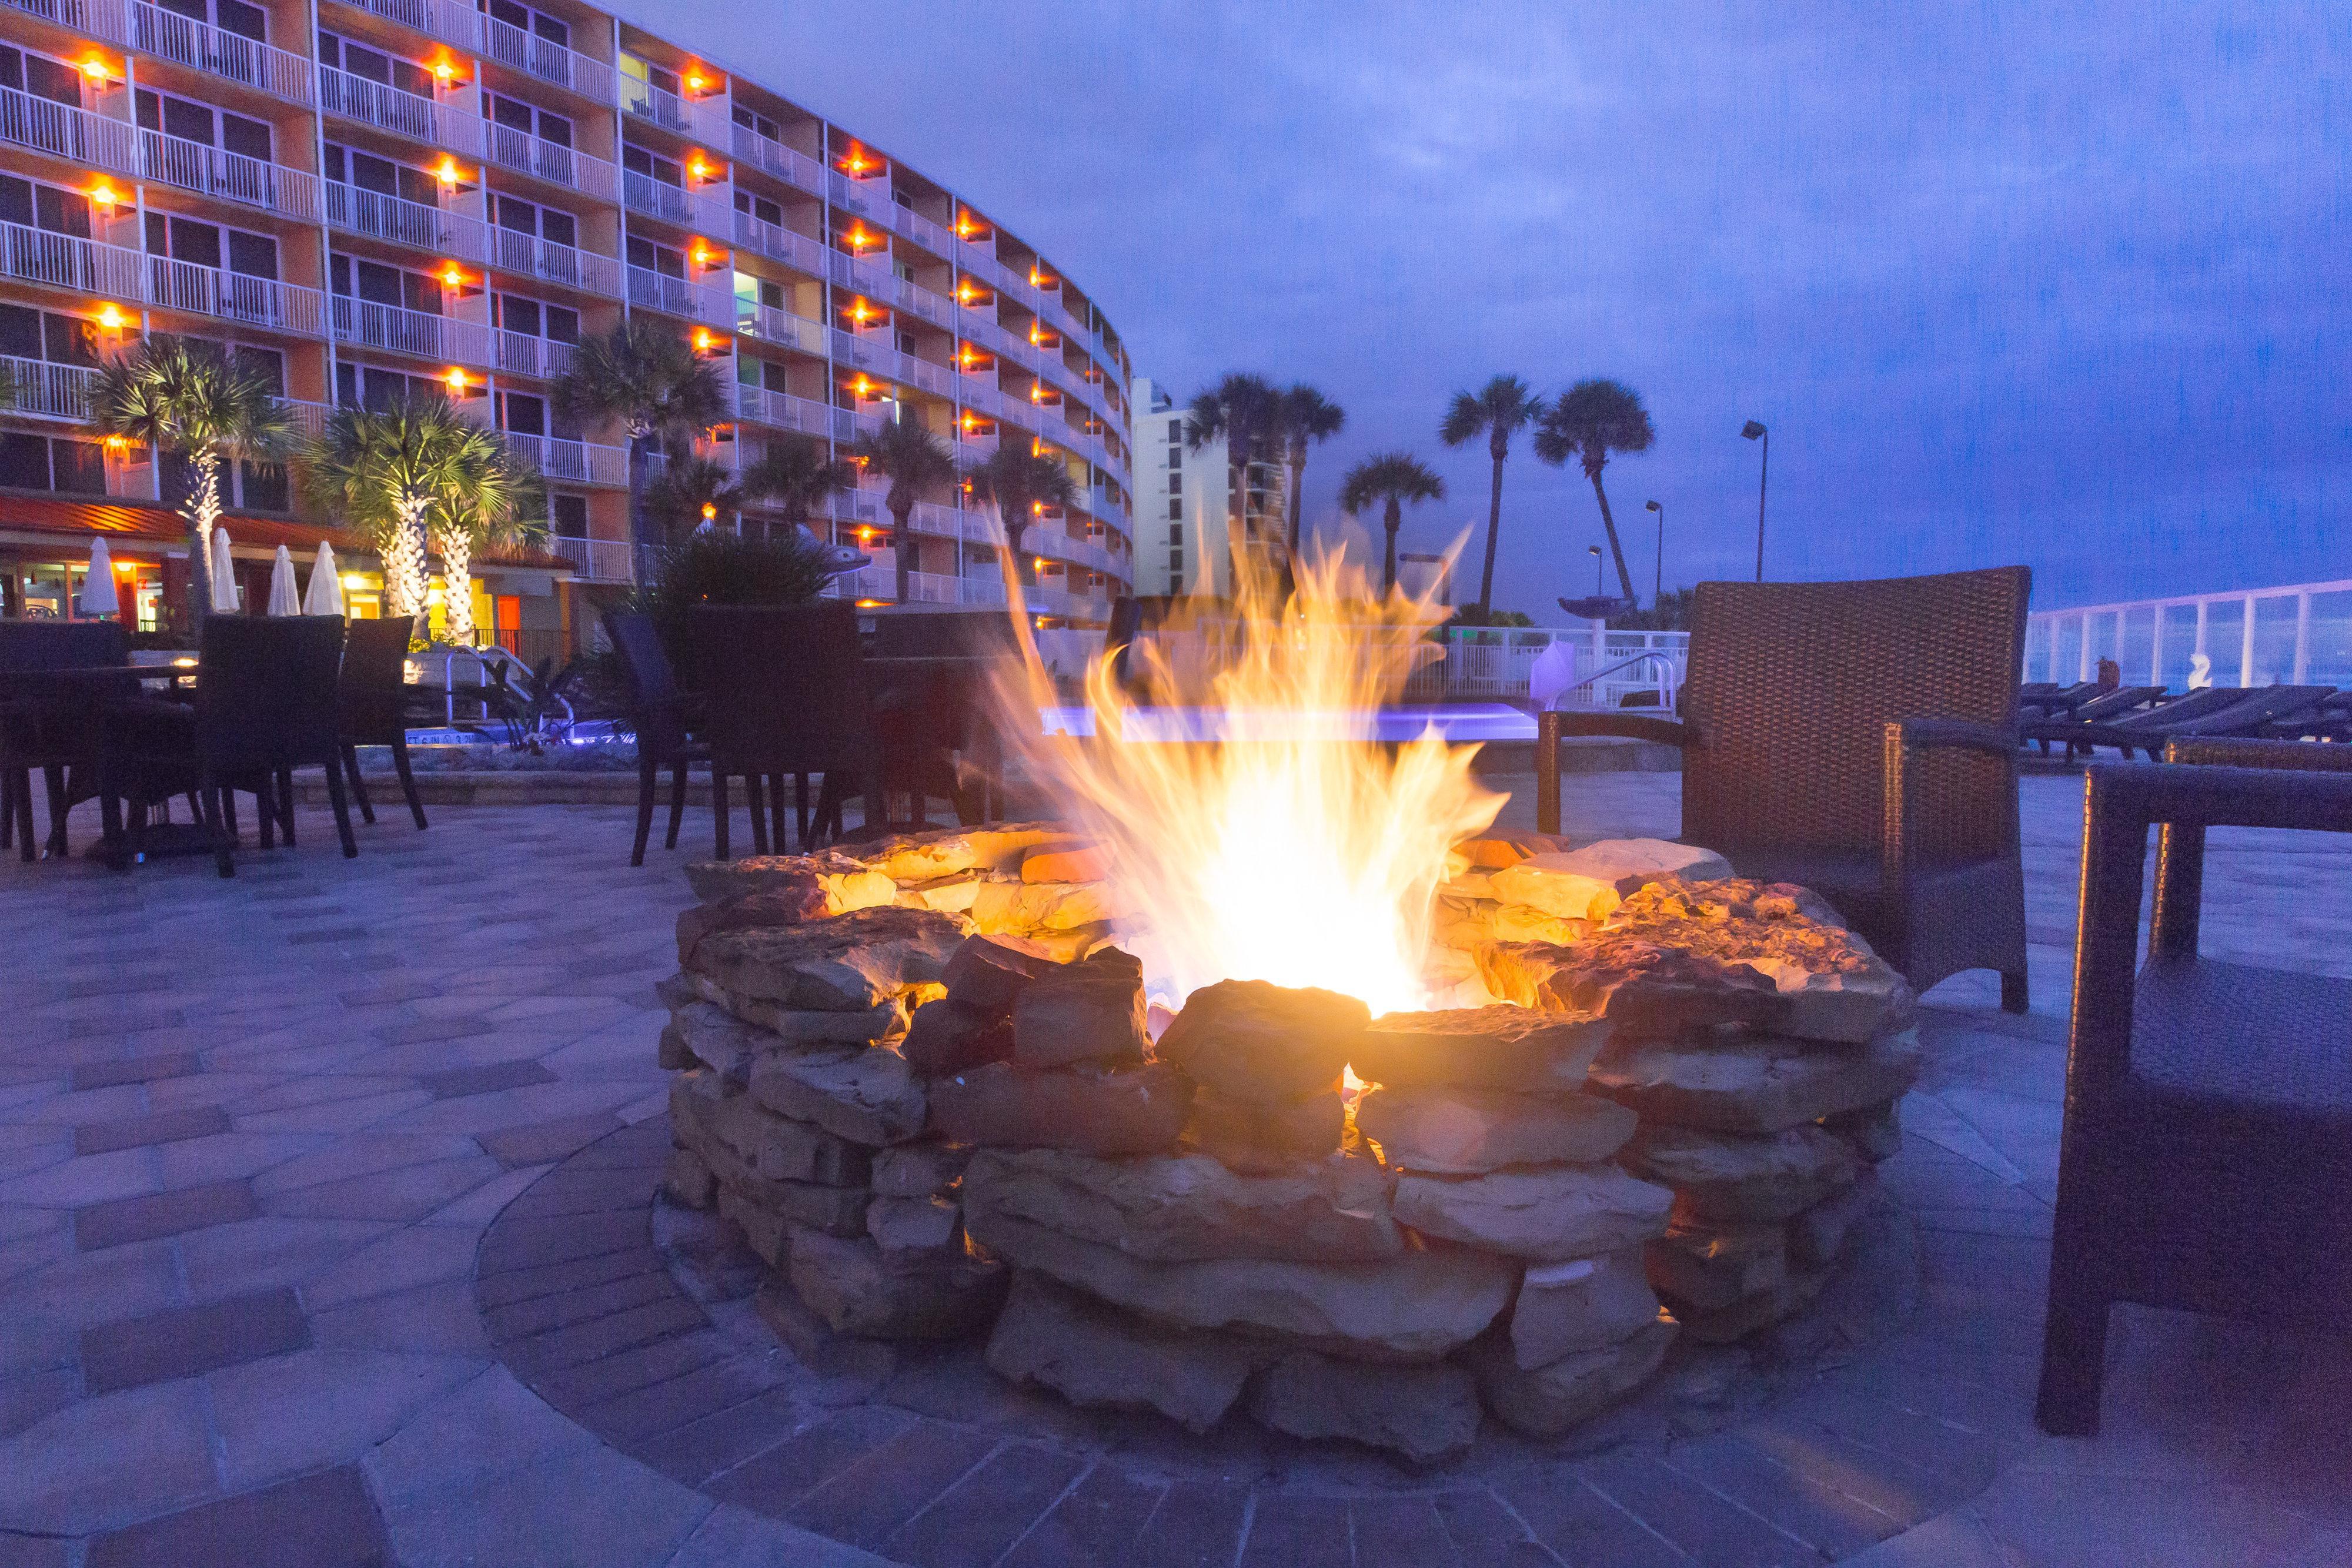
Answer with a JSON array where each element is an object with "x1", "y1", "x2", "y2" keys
[{"x1": 475, "y1": 1117, "x2": 2001, "y2": 1567}]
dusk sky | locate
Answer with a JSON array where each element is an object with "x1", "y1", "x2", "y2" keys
[{"x1": 629, "y1": 1, "x2": 2351, "y2": 617}]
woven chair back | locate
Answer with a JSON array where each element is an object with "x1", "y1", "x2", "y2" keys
[
  {"x1": 690, "y1": 603, "x2": 876, "y2": 775},
  {"x1": 194, "y1": 615, "x2": 346, "y2": 771}
]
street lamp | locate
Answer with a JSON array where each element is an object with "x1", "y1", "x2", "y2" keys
[
  {"x1": 1643, "y1": 500, "x2": 1662, "y2": 606},
  {"x1": 1587, "y1": 543, "x2": 1603, "y2": 597},
  {"x1": 1741, "y1": 420, "x2": 1768, "y2": 581}
]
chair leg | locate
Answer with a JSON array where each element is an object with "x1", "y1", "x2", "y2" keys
[
  {"x1": 665, "y1": 762, "x2": 687, "y2": 850},
  {"x1": 322, "y1": 751, "x2": 359, "y2": 859},
  {"x1": 1, "y1": 769, "x2": 14, "y2": 850},
  {"x1": 767, "y1": 774, "x2": 788, "y2": 854},
  {"x1": 2001, "y1": 969, "x2": 2029, "y2": 1014},
  {"x1": 2035, "y1": 1278, "x2": 2111, "y2": 1437},
  {"x1": 276, "y1": 768, "x2": 296, "y2": 845},
  {"x1": 390, "y1": 736, "x2": 427, "y2": 830},
  {"x1": 222, "y1": 787, "x2": 238, "y2": 843},
  {"x1": 8, "y1": 771, "x2": 30, "y2": 863},
  {"x1": 41, "y1": 764, "x2": 66, "y2": 857},
  {"x1": 203, "y1": 775, "x2": 235, "y2": 878},
  {"x1": 343, "y1": 743, "x2": 376, "y2": 825},
  {"x1": 255, "y1": 778, "x2": 276, "y2": 851},
  {"x1": 712, "y1": 770, "x2": 730, "y2": 860},
  {"x1": 631, "y1": 753, "x2": 657, "y2": 868},
  {"x1": 794, "y1": 773, "x2": 811, "y2": 851},
  {"x1": 746, "y1": 773, "x2": 770, "y2": 856}
]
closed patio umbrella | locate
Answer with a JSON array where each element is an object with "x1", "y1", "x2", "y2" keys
[
  {"x1": 78, "y1": 537, "x2": 119, "y2": 618},
  {"x1": 303, "y1": 542, "x2": 345, "y2": 617},
  {"x1": 208, "y1": 529, "x2": 240, "y2": 614},
  {"x1": 266, "y1": 545, "x2": 300, "y2": 615}
]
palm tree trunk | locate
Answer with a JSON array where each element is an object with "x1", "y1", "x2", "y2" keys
[
  {"x1": 1587, "y1": 467, "x2": 1637, "y2": 604},
  {"x1": 185, "y1": 449, "x2": 220, "y2": 636},
  {"x1": 890, "y1": 499, "x2": 914, "y2": 604},
  {"x1": 625, "y1": 430, "x2": 652, "y2": 571},
  {"x1": 1382, "y1": 496, "x2": 1401, "y2": 594},
  {"x1": 382, "y1": 496, "x2": 432, "y2": 627},
  {"x1": 440, "y1": 531, "x2": 476, "y2": 647},
  {"x1": 1476, "y1": 446, "x2": 1506, "y2": 613},
  {"x1": 1005, "y1": 520, "x2": 1031, "y2": 587},
  {"x1": 1225, "y1": 455, "x2": 1245, "y2": 600},
  {"x1": 1285, "y1": 441, "x2": 1306, "y2": 557}
]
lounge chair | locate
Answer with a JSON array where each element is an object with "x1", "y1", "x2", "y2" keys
[
  {"x1": 2036, "y1": 737, "x2": 2352, "y2": 1435},
  {"x1": 2018, "y1": 680, "x2": 2099, "y2": 717},
  {"x1": 1536, "y1": 564, "x2": 2032, "y2": 1009},
  {"x1": 2260, "y1": 689, "x2": 2351, "y2": 742},
  {"x1": 2019, "y1": 685, "x2": 2167, "y2": 754},
  {"x1": 2060, "y1": 685, "x2": 2336, "y2": 761}
]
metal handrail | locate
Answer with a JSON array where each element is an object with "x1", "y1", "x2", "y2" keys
[{"x1": 1548, "y1": 648, "x2": 1679, "y2": 711}]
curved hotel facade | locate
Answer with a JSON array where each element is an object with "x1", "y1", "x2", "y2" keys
[{"x1": 0, "y1": 0, "x2": 1134, "y2": 640}]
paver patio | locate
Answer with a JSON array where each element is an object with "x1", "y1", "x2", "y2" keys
[{"x1": 1, "y1": 771, "x2": 2347, "y2": 1566}]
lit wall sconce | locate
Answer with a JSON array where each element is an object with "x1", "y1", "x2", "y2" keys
[
  {"x1": 96, "y1": 304, "x2": 125, "y2": 331},
  {"x1": 88, "y1": 181, "x2": 119, "y2": 212},
  {"x1": 79, "y1": 55, "x2": 111, "y2": 82},
  {"x1": 700, "y1": 502, "x2": 716, "y2": 521},
  {"x1": 436, "y1": 158, "x2": 463, "y2": 186},
  {"x1": 444, "y1": 367, "x2": 469, "y2": 394}
]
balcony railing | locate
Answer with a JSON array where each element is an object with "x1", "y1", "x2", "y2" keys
[
  {"x1": 502, "y1": 432, "x2": 625, "y2": 486},
  {"x1": 484, "y1": 121, "x2": 616, "y2": 202},
  {"x1": 495, "y1": 331, "x2": 574, "y2": 380},
  {"x1": 736, "y1": 300, "x2": 826, "y2": 355},
  {"x1": 280, "y1": 397, "x2": 332, "y2": 438},
  {"x1": 622, "y1": 169, "x2": 729, "y2": 234},
  {"x1": 732, "y1": 210, "x2": 825, "y2": 276},
  {"x1": 625, "y1": 266, "x2": 732, "y2": 325},
  {"x1": 342, "y1": 0, "x2": 482, "y2": 52},
  {"x1": 728, "y1": 123, "x2": 823, "y2": 198},
  {"x1": 126, "y1": 0, "x2": 312, "y2": 105},
  {"x1": 149, "y1": 256, "x2": 326, "y2": 335},
  {"x1": 0, "y1": 355, "x2": 101, "y2": 421},
  {"x1": 487, "y1": 224, "x2": 620, "y2": 297},
  {"x1": 734, "y1": 382, "x2": 843, "y2": 439},
  {"x1": 482, "y1": 15, "x2": 614, "y2": 103},
  {"x1": 140, "y1": 128, "x2": 320, "y2": 220},
  {"x1": 330, "y1": 295, "x2": 492, "y2": 363},
  {"x1": 2027, "y1": 577, "x2": 2352, "y2": 691},
  {"x1": 318, "y1": 66, "x2": 482, "y2": 156},
  {"x1": 547, "y1": 533, "x2": 634, "y2": 581},
  {"x1": 325, "y1": 178, "x2": 472, "y2": 255},
  {"x1": 1, "y1": 220, "x2": 141, "y2": 302},
  {"x1": 0, "y1": 84, "x2": 139, "y2": 175},
  {"x1": 825, "y1": 170, "x2": 886, "y2": 215},
  {"x1": 620, "y1": 76, "x2": 730, "y2": 143},
  {"x1": 830, "y1": 329, "x2": 953, "y2": 398}
]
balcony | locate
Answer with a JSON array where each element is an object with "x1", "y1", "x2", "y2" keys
[
  {"x1": 0, "y1": 355, "x2": 101, "y2": 422},
  {"x1": 330, "y1": 295, "x2": 492, "y2": 363},
  {"x1": 826, "y1": 170, "x2": 886, "y2": 216},
  {"x1": 141, "y1": 129, "x2": 320, "y2": 221},
  {"x1": 0, "y1": 83, "x2": 139, "y2": 176},
  {"x1": 625, "y1": 266, "x2": 732, "y2": 326},
  {"x1": 501, "y1": 432, "x2": 625, "y2": 486},
  {"x1": 487, "y1": 224, "x2": 621, "y2": 297},
  {"x1": 494, "y1": 330, "x2": 574, "y2": 380},
  {"x1": 621, "y1": 169, "x2": 728, "y2": 234},
  {"x1": 325, "y1": 179, "x2": 477, "y2": 258},
  {"x1": 887, "y1": 203, "x2": 956, "y2": 262},
  {"x1": 340, "y1": 0, "x2": 482, "y2": 52},
  {"x1": 482, "y1": 15, "x2": 614, "y2": 104},
  {"x1": 485, "y1": 121, "x2": 617, "y2": 202},
  {"x1": 0, "y1": 220, "x2": 142, "y2": 303},
  {"x1": 830, "y1": 329, "x2": 953, "y2": 400},
  {"x1": 547, "y1": 533, "x2": 634, "y2": 581},
  {"x1": 729, "y1": 123, "x2": 823, "y2": 198},
  {"x1": 731, "y1": 210, "x2": 825, "y2": 278},
  {"x1": 280, "y1": 397, "x2": 332, "y2": 438},
  {"x1": 826, "y1": 250, "x2": 950, "y2": 330},
  {"x1": 122, "y1": 0, "x2": 313, "y2": 105},
  {"x1": 620, "y1": 77, "x2": 731, "y2": 145},
  {"x1": 318, "y1": 66, "x2": 482, "y2": 157},
  {"x1": 149, "y1": 256, "x2": 326, "y2": 335},
  {"x1": 737, "y1": 300, "x2": 826, "y2": 356},
  {"x1": 734, "y1": 382, "x2": 843, "y2": 439}
]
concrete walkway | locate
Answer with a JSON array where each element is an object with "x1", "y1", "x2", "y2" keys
[{"x1": 0, "y1": 773, "x2": 2344, "y2": 1566}]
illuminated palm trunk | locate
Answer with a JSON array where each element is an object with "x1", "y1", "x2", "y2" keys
[
  {"x1": 382, "y1": 495, "x2": 432, "y2": 626},
  {"x1": 439, "y1": 530, "x2": 476, "y2": 646},
  {"x1": 184, "y1": 447, "x2": 222, "y2": 630}
]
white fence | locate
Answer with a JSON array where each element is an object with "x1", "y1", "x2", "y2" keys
[
  {"x1": 2027, "y1": 578, "x2": 2352, "y2": 690},
  {"x1": 1419, "y1": 626, "x2": 1689, "y2": 708}
]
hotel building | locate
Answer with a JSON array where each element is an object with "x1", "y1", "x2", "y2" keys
[
  {"x1": 0, "y1": 0, "x2": 1134, "y2": 645},
  {"x1": 1128, "y1": 375, "x2": 1284, "y2": 599}
]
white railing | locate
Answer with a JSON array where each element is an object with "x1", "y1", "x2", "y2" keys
[
  {"x1": 330, "y1": 295, "x2": 492, "y2": 363},
  {"x1": 485, "y1": 121, "x2": 617, "y2": 200},
  {"x1": 1, "y1": 219, "x2": 139, "y2": 303},
  {"x1": 734, "y1": 382, "x2": 840, "y2": 438},
  {"x1": 495, "y1": 330, "x2": 574, "y2": 379},
  {"x1": 830, "y1": 329, "x2": 951, "y2": 397},
  {"x1": 626, "y1": 266, "x2": 733, "y2": 325},
  {"x1": 318, "y1": 66, "x2": 481, "y2": 155},
  {"x1": 482, "y1": 15, "x2": 614, "y2": 103},
  {"x1": 325, "y1": 178, "x2": 475, "y2": 256},
  {"x1": 2027, "y1": 578, "x2": 2352, "y2": 691},
  {"x1": 149, "y1": 255, "x2": 326, "y2": 335},
  {"x1": 280, "y1": 397, "x2": 331, "y2": 437},
  {"x1": 958, "y1": 380, "x2": 1005, "y2": 420},
  {"x1": 345, "y1": 0, "x2": 481, "y2": 51},
  {"x1": 622, "y1": 168, "x2": 727, "y2": 232},
  {"x1": 620, "y1": 76, "x2": 730, "y2": 142},
  {"x1": 0, "y1": 355, "x2": 101, "y2": 421},
  {"x1": 126, "y1": 0, "x2": 313, "y2": 103},
  {"x1": 731, "y1": 209, "x2": 825, "y2": 276},
  {"x1": 502, "y1": 432, "x2": 626, "y2": 486},
  {"x1": 826, "y1": 169, "x2": 886, "y2": 214},
  {"x1": 488, "y1": 224, "x2": 621, "y2": 296},
  {"x1": 730, "y1": 123, "x2": 823, "y2": 195},
  {"x1": 735, "y1": 300, "x2": 826, "y2": 355},
  {"x1": 0, "y1": 84, "x2": 139, "y2": 175},
  {"x1": 891, "y1": 205, "x2": 955, "y2": 260},
  {"x1": 142, "y1": 129, "x2": 320, "y2": 219},
  {"x1": 1, "y1": 0, "x2": 128, "y2": 40},
  {"x1": 1427, "y1": 626, "x2": 1690, "y2": 707},
  {"x1": 955, "y1": 434, "x2": 998, "y2": 466},
  {"x1": 547, "y1": 533, "x2": 634, "y2": 581}
]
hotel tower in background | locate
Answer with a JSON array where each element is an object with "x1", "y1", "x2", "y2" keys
[{"x1": 0, "y1": 0, "x2": 1134, "y2": 647}]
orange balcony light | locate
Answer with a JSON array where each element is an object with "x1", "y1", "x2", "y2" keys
[
  {"x1": 436, "y1": 157, "x2": 462, "y2": 185},
  {"x1": 700, "y1": 502, "x2": 717, "y2": 521},
  {"x1": 689, "y1": 242, "x2": 713, "y2": 267},
  {"x1": 440, "y1": 263, "x2": 467, "y2": 287},
  {"x1": 96, "y1": 303, "x2": 125, "y2": 330},
  {"x1": 856, "y1": 526, "x2": 873, "y2": 542},
  {"x1": 88, "y1": 180, "x2": 119, "y2": 209},
  {"x1": 692, "y1": 327, "x2": 714, "y2": 351},
  {"x1": 684, "y1": 70, "x2": 710, "y2": 93},
  {"x1": 79, "y1": 55, "x2": 110, "y2": 81},
  {"x1": 687, "y1": 153, "x2": 713, "y2": 180},
  {"x1": 844, "y1": 225, "x2": 873, "y2": 251},
  {"x1": 851, "y1": 375, "x2": 873, "y2": 397},
  {"x1": 102, "y1": 433, "x2": 128, "y2": 451},
  {"x1": 444, "y1": 368, "x2": 469, "y2": 393},
  {"x1": 432, "y1": 59, "x2": 455, "y2": 82}
]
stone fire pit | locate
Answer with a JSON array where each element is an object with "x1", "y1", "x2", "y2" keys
[{"x1": 654, "y1": 825, "x2": 1919, "y2": 1464}]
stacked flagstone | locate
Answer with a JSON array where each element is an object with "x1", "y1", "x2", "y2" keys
[{"x1": 1470, "y1": 861, "x2": 1920, "y2": 1346}]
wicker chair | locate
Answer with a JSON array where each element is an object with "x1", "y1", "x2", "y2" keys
[
  {"x1": 1537, "y1": 566, "x2": 2032, "y2": 1009},
  {"x1": 0, "y1": 622, "x2": 130, "y2": 860},
  {"x1": 339, "y1": 616, "x2": 428, "y2": 831},
  {"x1": 2036, "y1": 737, "x2": 2352, "y2": 1436},
  {"x1": 690, "y1": 603, "x2": 885, "y2": 857},
  {"x1": 602, "y1": 610, "x2": 708, "y2": 868}
]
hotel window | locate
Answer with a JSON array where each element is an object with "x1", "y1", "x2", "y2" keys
[
  {"x1": 1169, "y1": 550, "x2": 1184, "y2": 576},
  {"x1": 623, "y1": 142, "x2": 683, "y2": 188},
  {"x1": 1168, "y1": 524, "x2": 1182, "y2": 546},
  {"x1": 493, "y1": 292, "x2": 579, "y2": 377},
  {"x1": 333, "y1": 362, "x2": 437, "y2": 410},
  {"x1": 1167, "y1": 498, "x2": 1181, "y2": 521},
  {"x1": 146, "y1": 213, "x2": 279, "y2": 281},
  {"x1": 1166, "y1": 470, "x2": 1179, "y2": 496},
  {"x1": 732, "y1": 105, "x2": 780, "y2": 141},
  {"x1": 317, "y1": 32, "x2": 434, "y2": 97},
  {"x1": 549, "y1": 492, "x2": 588, "y2": 537},
  {"x1": 0, "y1": 173, "x2": 92, "y2": 239},
  {"x1": 324, "y1": 143, "x2": 438, "y2": 205},
  {"x1": 502, "y1": 390, "x2": 546, "y2": 437},
  {"x1": 135, "y1": 91, "x2": 272, "y2": 166},
  {"x1": 626, "y1": 235, "x2": 685, "y2": 279},
  {"x1": 0, "y1": 303, "x2": 100, "y2": 369},
  {"x1": 487, "y1": 92, "x2": 572, "y2": 149},
  {"x1": 329, "y1": 253, "x2": 441, "y2": 313},
  {"x1": 486, "y1": 0, "x2": 569, "y2": 47},
  {"x1": 733, "y1": 189, "x2": 782, "y2": 229},
  {"x1": 0, "y1": 44, "x2": 85, "y2": 111},
  {"x1": 493, "y1": 194, "x2": 577, "y2": 251},
  {"x1": 1165, "y1": 417, "x2": 1181, "y2": 443},
  {"x1": 0, "y1": 432, "x2": 106, "y2": 494},
  {"x1": 621, "y1": 53, "x2": 680, "y2": 98}
]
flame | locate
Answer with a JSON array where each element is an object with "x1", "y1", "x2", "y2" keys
[{"x1": 991, "y1": 547, "x2": 1499, "y2": 1015}]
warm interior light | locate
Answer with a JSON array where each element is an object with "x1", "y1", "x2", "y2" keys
[
  {"x1": 342, "y1": 572, "x2": 370, "y2": 590},
  {"x1": 96, "y1": 304, "x2": 124, "y2": 330},
  {"x1": 1031, "y1": 501, "x2": 1044, "y2": 515}
]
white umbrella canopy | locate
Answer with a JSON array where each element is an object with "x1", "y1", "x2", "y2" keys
[
  {"x1": 266, "y1": 545, "x2": 300, "y2": 615},
  {"x1": 303, "y1": 542, "x2": 345, "y2": 617},
  {"x1": 208, "y1": 529, "x2": 240, "y2": 614},
  {"x1": 78, "y1": 537, "x2": 119, "y2": 618}
]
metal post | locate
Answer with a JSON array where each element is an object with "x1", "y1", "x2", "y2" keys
[
  {"x1": 2240, "y1": 596, "x2": 2256, "y2": 687},
  {"x1": 1535, "y1": 709, "x2": 1561, "y2": 836},
  {"x1": 1753, "y1": 429, "x2": 1768, "y2": 580}
]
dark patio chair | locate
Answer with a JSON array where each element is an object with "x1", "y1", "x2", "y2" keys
[
  {"x1": 0, "y1": 621, "x2": 131, "y2": 860},
  {"x1": 2019, "y1": 684, "x2": 2167, "y2": 755},
  {"x1": 2058, "y1": 684, "x2": 2336, "y2": 761},
  {"x1": 339, "y1": 615, "x2": 428, "y2": 831},
  {"x1": 1536, "y1": 565, "x2": 2032, "y2": 1009},
  {"x1": 870, "y1": 610, "x2": 1018, "y2": 826},
  {"x1": 2018, "y1": 680, "x2": 2099, "y2": 717},
  {"x1": 2036, "y1": 738, "x2": 2352, "y2": 1436},
  {"x1": 689, "y1": 603, "x2": 884, "y2": 857},
  {"x1": 102, "y1": 615, "x2": 356, "y2": 877},
  {"x1": 602, "y1": 610, "x2": 707, "y2": 868}
]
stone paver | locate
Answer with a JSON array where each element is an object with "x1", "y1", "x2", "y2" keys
[{"x1": 0, "y1": 780, "x2": 2344, "y2": 1564}]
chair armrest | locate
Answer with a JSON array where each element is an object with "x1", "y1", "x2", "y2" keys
[
  {"x1": 1889, "y1": 716, "x2": 2018, "y2": 757},
  {"x1": 2166, "y1": 736, "x2": 2352, "y2": 772},
  {"x1": 1551, "y1": 712, "x2": 1696, "y2": 747}
]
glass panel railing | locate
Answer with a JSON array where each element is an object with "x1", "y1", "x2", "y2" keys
[{"x1": 2250, "y1": 594, "x2": 2300, "y2": 686}]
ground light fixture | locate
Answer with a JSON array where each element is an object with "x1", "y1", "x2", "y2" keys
[
  {"x1": 1645, "y1": 499, "x2": 1663, "y2": 604},
  {"x1": 1742, "y1": 420, "x2": 1768, "y2": 580},
  {"x1": 1588, "y1": 543, "x2": 1603, "y2": 596}
]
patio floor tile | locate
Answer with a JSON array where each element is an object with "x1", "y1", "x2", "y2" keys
[
  {"x1": 85, "y1": 1464, "x2": 390, "y2": 1568},
  {"x1": 81, "y1": 1288, "x2": 311, "y2": 1394}
]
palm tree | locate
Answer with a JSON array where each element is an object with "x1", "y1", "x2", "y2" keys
[
  {"x1": 550, "y1": 320, "x2": 727, "y2": 558},
  {"x1": 1184, "y1": 373, "x2": 1276, "y2": 583},
  {"x1": 88, "y1": 336, "x2": 295, "y2": 632},
  {"x1": 306, "y1": 393, "x2": 504, "y2": 627},
  {"x1": 1338, "y1": 452, "x2": 1445, "y2": 594},
  {"x1": 1532, "y1": 377, "x2": 1655, "y2": 606},
  {"x1": 643, "y1": 456, "x2": 745, "y2": 542},
  {"x1": 1440, "y1": 374, "x2": 1546, "y2": 616},
  {"x1": 848, "y1": 417, "x2": 957, "y2": 604},
  {"x1": 970, "y1": 441, "x2": 1079, "y2": 590},
  {"x1": 1269, "y1": 383, "x2": 1345, "y2": 557},
  {"x1": 429, "y1": 445, "x2": 542, "y2": 648},
  {"x1": 742, "y1": 434, "x2": 856, "y2": 533}
]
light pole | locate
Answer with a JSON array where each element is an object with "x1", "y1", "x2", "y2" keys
[
  {"x1": 1643, "y1": 499, "x2": 1662, "y2": 606},
  {"x1": 1741, "y1": 420, "x2": 1768, "y2": 581}
]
